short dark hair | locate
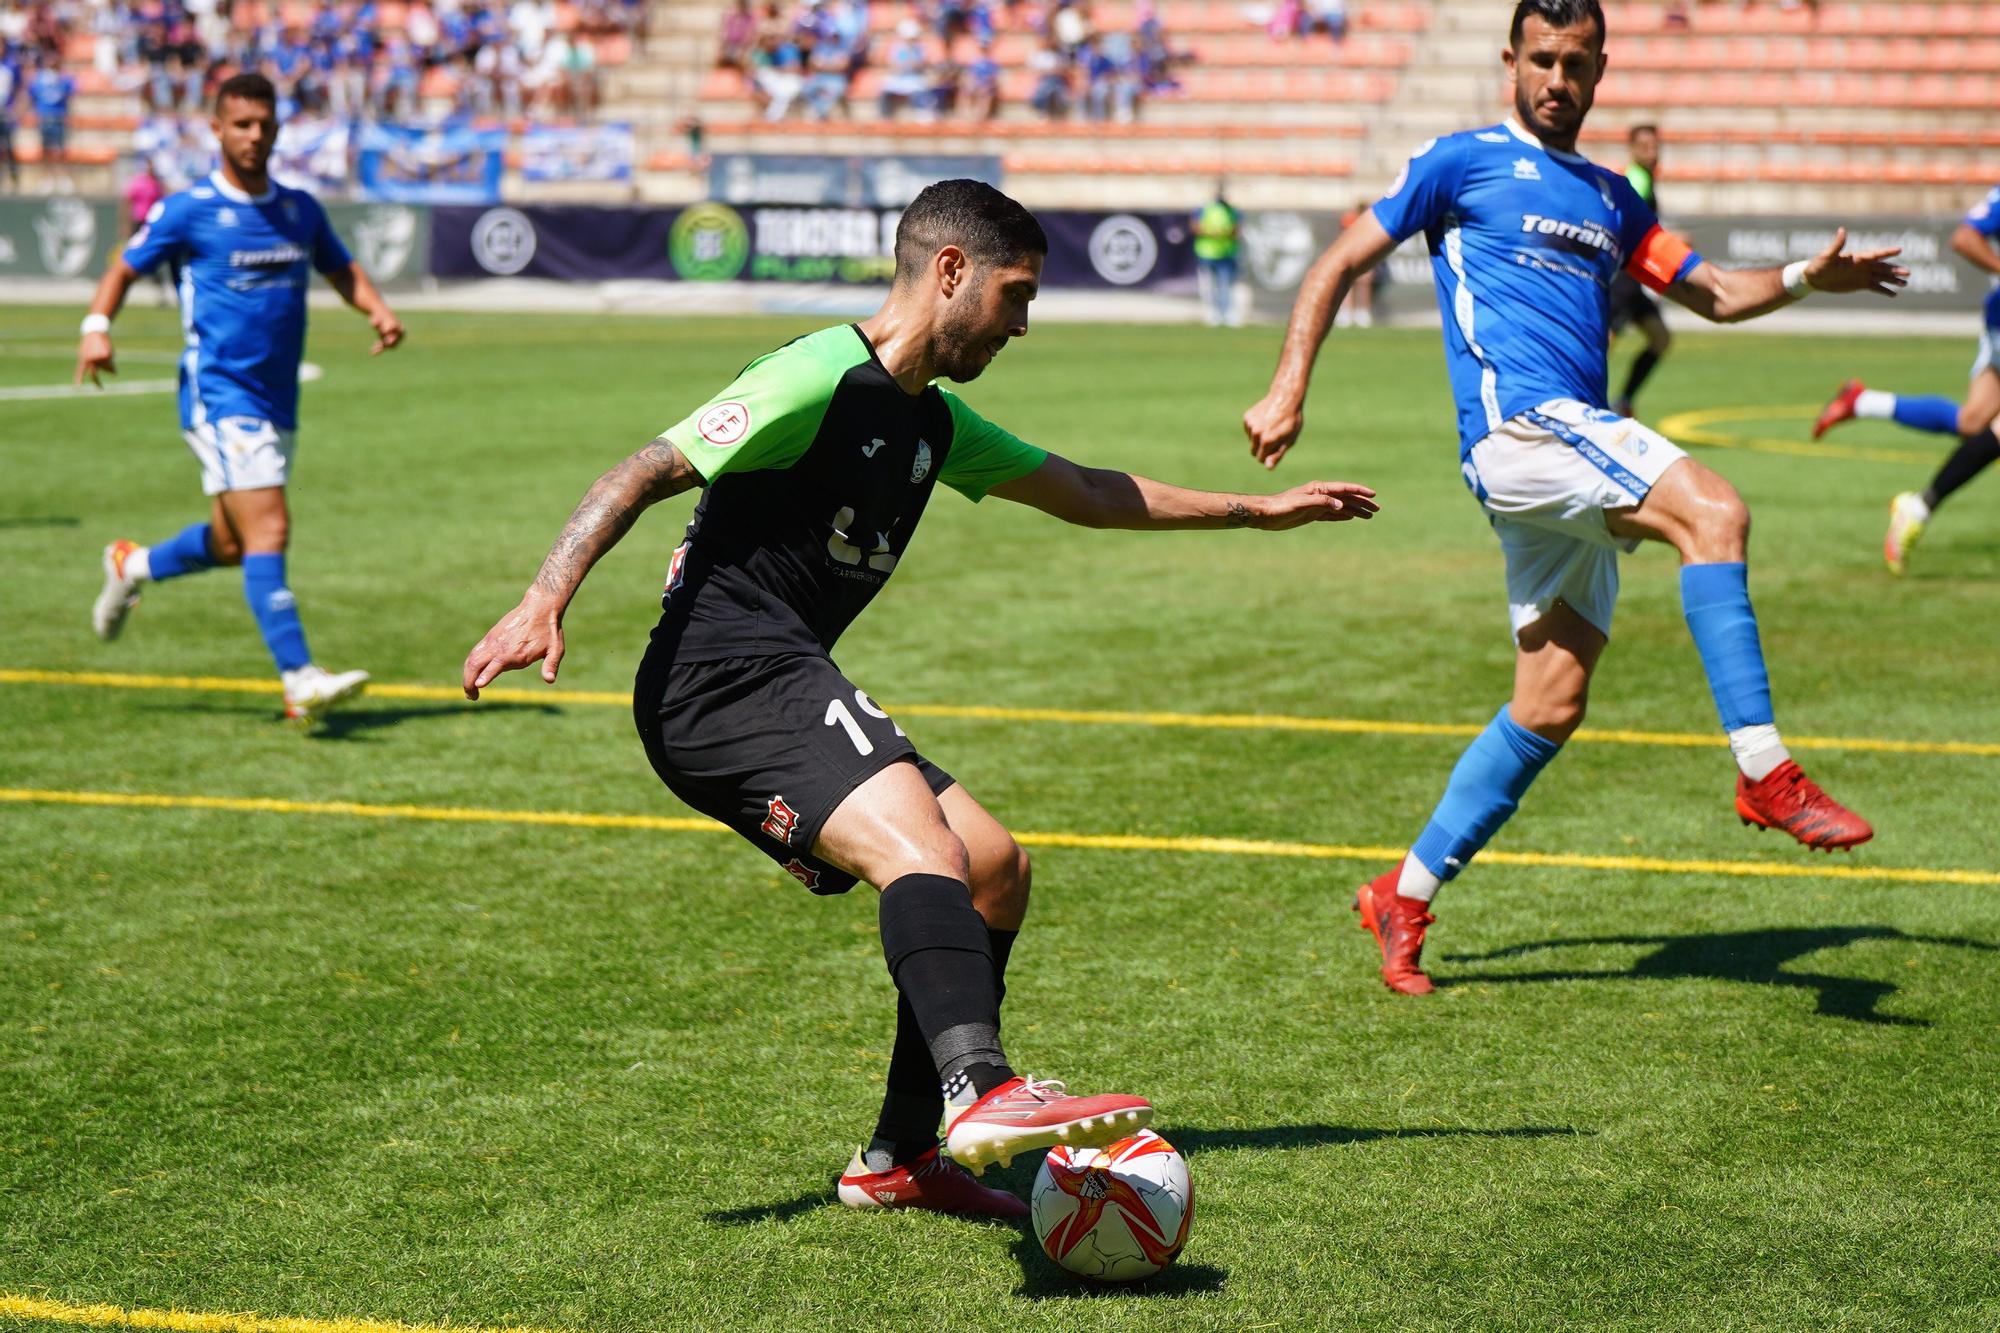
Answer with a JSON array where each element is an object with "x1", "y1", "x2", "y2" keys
[
  {"x1": 893, "y1": 179, "x2": 1047, "y2": 286},
  {"x1": 1629, "y1": 122, "x2": 1659, "y2": 140},
  {"x1": 1509, "y1": 0, "x2": 1606, "y2": 46},
  {"x1": 214, "y1": 71, "x2": 278, "y2": 113}
]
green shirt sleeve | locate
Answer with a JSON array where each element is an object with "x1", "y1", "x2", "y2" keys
[
  {"x1": 662, "y1": 328, "x2": 864, "y2": 482},
  {"x1": 937, "y1": 389, "x2": 1049, "y2": 502}
]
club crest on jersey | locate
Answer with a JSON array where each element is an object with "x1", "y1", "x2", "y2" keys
[
  {"x1": 217, "y1": 207, "x2": 240, "y2": 227},
  {"x1": 911, "y1": 440, "x2": 931, "y2": 483},
  {"x1": 1513, "y1": 158, "x2": 1541, "y2": 181},
  {"x1": 664, "y1": 539, "x2": 690, "y2": 595},
  {"x1": 762, "y1": 794, "x2": 802, "y2": 844},
  {"x1": 781, "y1": 858, "x2": 822, "y2": 891},
  {"x1": 698, "y1": 401, "x2": 751, "y2": 447}
]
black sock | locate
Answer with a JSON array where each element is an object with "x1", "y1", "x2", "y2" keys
[
  {"x1": 988, "y1": 925, "x2": 1018, "y2": 1012},
  {"x1": 878, "y1": 874, "x2": 1011, "y2": 1093},
  {"x1": 870, "y1": 993, "x2": 944, "y2": 1165},
  {"x1": 1622, "y1": 348, "x2": 1662, "y2": 405},
  {"x1": 1922, "y1": 428, "x2": 2000, "y2": 512}
]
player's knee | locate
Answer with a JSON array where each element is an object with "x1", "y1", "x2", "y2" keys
[
  {"x1": 1649, "y1": 324, "x2": 1672, "y2": 354},
  {"x1": 1958, "y1": 404, "x2": 1992, "y2": 437},
  {"x1": 1681, "y1": 470, "x2": 1750, "y2": 556},
  {"x1": 1513, "y1": 693, "x2": 1586, "y2": 741},
  {"x1": 208, "y1": 528, "x2": 244, "y2": 565}
]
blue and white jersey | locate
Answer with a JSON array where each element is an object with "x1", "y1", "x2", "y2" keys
[
  {"x1": 1372, "y1": 120, "x2": 1703, "y2": 456},
  {"x1": 123, "y1": 172, "x2": 352, "y2": 432},
  {"x1": 1963, "y1": 185, "x2": 2000, "y2": 328}
]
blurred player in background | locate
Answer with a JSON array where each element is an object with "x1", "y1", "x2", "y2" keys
[
  {"x1": 118, "y1": 154, "x2": 172, "y2": 306},
  {"x1": 463, "y1": 179, "x2": 1379, "y2": 1215},
  {"x1": 1193, "y1": 180, "x2": 1243, "y2": 327},
  {"x1": 1608, "y1": 123, "x2": 1670, "y2": 416},
  {"x1": 1243, "y1": 0, "x2": 1907, "y2": 996},
  {"x1": 78, "y1": 73, "x2": 404, "y2": 723},
  {"x1": 1812, "y1": 184, "x2": 2000, "y2": 573}
]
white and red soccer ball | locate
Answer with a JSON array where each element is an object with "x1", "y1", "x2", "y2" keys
[{"x1": 1030, "y1": 1129, "x2": 1192, "y2": 1282}]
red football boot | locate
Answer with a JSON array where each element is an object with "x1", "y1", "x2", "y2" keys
[
  {"x1": 836, "y1": 1144, "x2": 1030, "y2": 1218},
  {"x1": 1353, "y1": 867, "x2": 1436, "y2": 996},
  {"x1": 1735, "y1": 760, "x2": 1874, "y2": 850},
  {"x1": 943, "y1": 1076, "x2": 1152, "y2": 1173},
  {"x1": 1812, "y1": 379, "x2": 1865, "y2": 440}
]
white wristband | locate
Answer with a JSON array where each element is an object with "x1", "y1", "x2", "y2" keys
[
  {"x1": 80, "y1": 313, "x2": 111, "y2": 336},
  {"x1": 1781, "y1": 260, "x2": 1813, "y2": 299}
]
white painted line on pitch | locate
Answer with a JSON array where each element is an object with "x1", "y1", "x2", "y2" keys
[
  {"x1": 0, "y1": 362, "x2": 322, "y2": 402},
  {"x1": 4, "y1": 787, "x2": 1994, "y2": 887},
  {"x1": 0, "y1": 1292, "x2": 569, "y2": 1333},
  {"x1": 4, "y1": 667, "x2": 1997, "y2": 759}
]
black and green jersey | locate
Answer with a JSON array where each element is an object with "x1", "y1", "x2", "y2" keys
[{"x1": 652, "y1": 324, "x2": 1048, "y2": 661}]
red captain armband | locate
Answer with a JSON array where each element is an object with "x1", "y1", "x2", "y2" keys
[{"x1": 1626, "y1": 224, "x2": 1701, "y2": 293}]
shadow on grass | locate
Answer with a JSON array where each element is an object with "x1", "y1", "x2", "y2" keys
[
  {"x1": 0, "y1": 515, "x2": 80, "y2": 528},
  {"x1": 133, "y1": 698, "x2": 561, "y2": 737},
  {"x1": 1440, "y1": 926, "x2": 1997, "y2": 1025}
]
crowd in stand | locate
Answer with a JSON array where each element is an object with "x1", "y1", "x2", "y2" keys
[
  {"x1": 718, "y1": 0, "x2": 1189, "y2": 124},
  {"x1": 0, "y1": 0, "x2": 647, "y2": 137}
]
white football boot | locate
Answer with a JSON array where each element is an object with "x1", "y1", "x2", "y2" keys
[
  {"x1": 92, "y1": 540, "x2": 144, "y2": 641},
  {"x1": 282, "y1": 665, "x2": 370, "y2": 723}
]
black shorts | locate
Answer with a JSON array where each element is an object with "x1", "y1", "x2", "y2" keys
[
  {"x1": 1608, "y1": 273, "x2": 1660, "y2": 334},
  {"x1": 633, "y1": 650, "x2": 953, "y2": 895}
]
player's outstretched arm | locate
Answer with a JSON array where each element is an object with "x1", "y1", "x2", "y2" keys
[
  {"x1": 74, "y1": 259, "x2": 140, "y2": 387},
  {"x1": 988, "y1": 454, "x2": 1377, "y2": 531},
  {"x1": 1667, "y1": 228, "x2": 1907, "y2": 324},
  {"x1": 325, "y1": 263, "x2": 405, "y2": 355},
  {"x1": 461, "y1": 438, "x2": 703, "y2": 699},
  {"x1": 1243, "y1": 210, "x2": 1399, "y2": 471}
]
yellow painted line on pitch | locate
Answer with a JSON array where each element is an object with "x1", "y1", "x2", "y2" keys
[
  {"x1": 11, "y1": 664, "x2": 2000, "y2": 756},
  {"x1": 6, "y1": 667, "x2": 2000, "y2": 759},
  {"x1": 0, "y1": 1293, "x2": 567, "y2": 1333},
  {"x1": 1657, "y1": 404, "x2": 1922, "y2": 466},
  {"x1": 4, "y1": 787, "x2": 1996, "y2": 888}
]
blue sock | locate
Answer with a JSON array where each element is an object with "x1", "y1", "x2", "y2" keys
[
  {"x1": 1891, "y1": 395, "x2": 1961, "y2": 435},
  {"x1": 1408, "y1": 707, "x2": 1563, "y2": 882},
  {"x1": 145, "y1": 522, "x2": 214, "y2": 581},
  {"x1": 242, "y1": 553, "x2": 311, "y2": 673},
  {"x1": 1680, "y1": 562, "x2": 1774, "y2": 731}
]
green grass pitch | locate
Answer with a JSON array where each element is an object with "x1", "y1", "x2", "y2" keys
[{"x1": 2, "y1": 306, "x2": 1997, "y2": 1332}]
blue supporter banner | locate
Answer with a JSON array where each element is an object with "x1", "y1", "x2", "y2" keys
[
  {"x1": 707, "y1": 154, "x2": 1002, "y2": 208},
  {"x1": 519, "y1": 124, "x2": 635, "y2": 183},
  {"x1": 357, "y1": 123, "x2": 507, "y2": 204},
  {"x1": 272, "y1": 117, "x2": 352, "y2": 197}
]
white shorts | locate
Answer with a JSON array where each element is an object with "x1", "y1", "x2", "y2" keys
[
  {"x1": 183, "y1": 417, "x2": 296, "y2": 496},
  {"x1": 1971, "y1": 324, "x2": 1999, "y2": 380},
  {"x1": 1461, "y1": 398, "x2": 1689, "y2": 641}
]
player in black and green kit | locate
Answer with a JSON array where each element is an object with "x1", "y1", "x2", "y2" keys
[
  {"x1": 1608, "y1": 123, "x2": 1672, "y2": 418},
  {"x1": 462, "y1": 180, "x2": 1380, "y2": 1218}
]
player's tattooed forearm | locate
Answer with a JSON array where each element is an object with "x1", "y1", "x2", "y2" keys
[
  {"x1": 1225, "y1": 499, "x2": 1254, "y2": 527},
  {"x1": 530, "y1": 443, "x2": 695, "y2": 597}
]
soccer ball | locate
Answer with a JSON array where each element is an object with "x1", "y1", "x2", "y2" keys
[{"x1": 1030, "y1": 1129, "x2": 1193, "y2": 1281}]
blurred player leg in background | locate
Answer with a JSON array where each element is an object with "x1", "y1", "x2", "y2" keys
[
  {"x1": 1817, "y1": 357, "x2": 2000, "y2": 574},
  {"x1": 1608, "y1": 273, "x2": 1670, "y2": 418}
]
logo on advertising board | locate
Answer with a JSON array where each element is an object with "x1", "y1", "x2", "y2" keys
[
  {"x1": 1241, "y1": 211, "x2": 1315, "y2": 291},
  {"x1": 669, "y1": 202, "x2": 750, "y2": 281},
  {"x1": 353, "y1": 205, "x2": 419, "y2": 280},
  {"x1": 35, "y1": 199, "x2": 97, "y2": 278},
  {"x1": 1087, "y1": 214, "x2": 1158, "y2": 286},
  {"x1": 470, "y1": 207, "x2": 537, "y2": 275}
]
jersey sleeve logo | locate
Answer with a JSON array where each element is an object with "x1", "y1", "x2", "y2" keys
[{"x1": 697, "y1": 400, "x2": 751, "y2": 447}]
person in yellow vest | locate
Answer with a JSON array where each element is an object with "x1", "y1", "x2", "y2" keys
[{"x1": 1193, "y1": 183, "x2": 1242, "y2": 327}]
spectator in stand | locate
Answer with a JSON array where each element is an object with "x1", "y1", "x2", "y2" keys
[
  {"x1": 829, "y1": 0, "x2": 868, "y2": 64},
  {"x1": 562, "y1": 32, "x2": 599, "y2": 114},
  {"x1": 800, "y1": 32, "x2": 848, "y2": 118},
  {"x1": 28, "y1": 51, "x2": 74, "y2": 181},
  {"x1": 1028, "y1": 33, "x2": 1067, "y2": 118},
  {"x1": 876, "y1": 18, "x2": 928, "y2": 118},
  {"x1": 748, "y1": 30, "x2": 804, "y2": 119},
  {"x1": 0, "y1": 41, "x2": 20, "y2": 191},
  {"x1": 1050, "y1": 0, "x2": 1089, "y2": 58},
  {"x1": 719, "y1": 0, "x2": 756, "y2": 69},
  {"x1": 923, "y1": 41, "x2": 959, "y2": 115},
  {"x1": 963, "y1": 35, "x2": 998, "y2": 119},
  {"x1": 1082, "y1": 33, "x2": 1136, "y2": 122},
  {"x1": 1305, "y1": 0, "x2": 1346, "y2": 41}
]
